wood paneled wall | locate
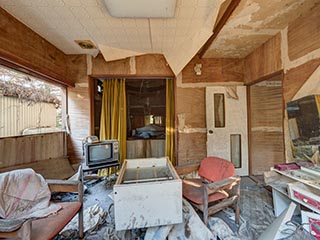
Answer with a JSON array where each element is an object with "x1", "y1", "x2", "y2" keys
[
  {"x1": 92, "y1": 54, "x2": 174, "y2": 77},
  {"x1": 245, "y1": 5, "x2": 320, "y2": 165},
  {"x1": 0, "y1": 132, "x2": 66, "y2": 168},
  {"x1": 176, "y1": 88, "x2": 206, "y2": 165},
  {"x1": 177, "y1": 56, "x2": 245, "y2": 165},
  {"x1": 283, "y1": 58, "x2": 320, "y2": 103},
  {"x1": 182, "y1": 55, "x2": 244, "y2": 83},
  {"x1": 244, "y1": 33, "x2": 282, "y2": 84},
  {"x1": 287, "y1": 4, "x2": 320, "y2": 61},
  {"x1": 0, "y1": 8, "x2": 75, "y2": 86},
  {"x1": 67, "y1": 86, "x2": 90, "y2": 164},
  {"x1": 249, "y1": 84, "x2": 284, "y2": 175}
]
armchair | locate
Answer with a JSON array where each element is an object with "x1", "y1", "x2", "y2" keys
[
  {"x1": 0, "y1": 168, "x2": 83, "y2": 240},
  {"x1": 176, "y1": 157, "x2": 241, "y2": 225}
]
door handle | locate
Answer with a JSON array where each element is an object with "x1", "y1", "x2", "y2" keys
[{"x1": 208, "y1": 130, "x2": 213, "y2": 134}]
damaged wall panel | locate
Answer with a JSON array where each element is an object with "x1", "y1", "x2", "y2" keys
[
  {"x1": 178, "y1": 133, "x2": 207, "y2": 165},
  {"x1": 176, "y1": 88, "x2": 206, "y2": 129},
  {"x1": 176, "y1": 87, "x2": 206, "y2": 166},
  {"x1": 92, "y1": 54, "x2": 174, "y2": 77},
  {"x1": 182, "y1": 56, "x2": 244, "y2": 84},
  {"x1": 283, "y1": 58, "x2": 320, "y2": 103},
  {"x1": 245, "y1": 4, "x2": 320, "y2": 165}
]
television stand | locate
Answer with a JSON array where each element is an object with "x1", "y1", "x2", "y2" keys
[{"x1": 81, "y1": 161, "x2": 121, "y2": 180}]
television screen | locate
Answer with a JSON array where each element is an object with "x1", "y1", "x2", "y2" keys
[
  {"x1": 89, "y1": 144, "x2": 112, "y2": 162},
  {"x1": 84, "y1": 139, "x2": 119, "y2": 168}
]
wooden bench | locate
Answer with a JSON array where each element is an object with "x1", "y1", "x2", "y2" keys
[{"x1": 0, "y1": 178, "x2": 83, "y2": 239}]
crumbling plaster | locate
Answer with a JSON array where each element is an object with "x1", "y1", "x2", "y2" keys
[
  {"x1": 204, "y1": 0, "x2": 319, "y2": 58},
  {"x1": 281, "y1": 27, "x2": 320, "y2": 72}
]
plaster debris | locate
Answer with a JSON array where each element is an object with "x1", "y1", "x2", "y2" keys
[{"x1": 61, "y1": 203, "x2": 107, "y2": 235}]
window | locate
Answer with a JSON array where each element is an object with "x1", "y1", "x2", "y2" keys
[
  {"x1": 214, "y1": 93, "x2": 225, "y2": 128},
  {"x1": 230, "y1": 134, "x2": 241, "y2": 168},
  {"x1": 0, "y1": 65, "x2": 65, "y2": 137}
]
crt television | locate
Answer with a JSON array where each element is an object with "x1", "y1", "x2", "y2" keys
[{"x1": 84, "y1": 139, "x2": 119, "y2": 167}]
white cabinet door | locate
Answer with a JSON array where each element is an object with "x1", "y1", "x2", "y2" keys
[{"x1": 206, "y1": 86, "x2": 248, "y2": 176}]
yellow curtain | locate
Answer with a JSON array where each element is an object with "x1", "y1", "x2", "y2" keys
[
  {"x1": 165, "y1": 78, "x2": 175, "y2": 165},
  {"x1": 99, "y1": 79, "x2": 126, "y2": 175},
  {"x1": 315, "y1": 95, "x2": 320, "y2": 118}
]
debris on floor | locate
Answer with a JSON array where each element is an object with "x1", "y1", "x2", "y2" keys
[
  {"x1": 55, "y1": 175, "x2": 302, "y2": 240},
  {"x1": 60, "y1": 203, "x2": 106, "y2": 237}
]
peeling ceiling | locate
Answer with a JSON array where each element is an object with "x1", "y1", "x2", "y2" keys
[
  {"x1": 0, "y1": 0, "x2": 319, "y2": 74},
  {"x1": 204, "y1": 0, "x2": 320, "y2": 58},
  {"x1": 0, "y1": 0, "x2": 222, "y2": 74}
]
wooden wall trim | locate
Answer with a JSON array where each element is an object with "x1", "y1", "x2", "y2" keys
[
  {"x1": 89, "y1": 77, "x2": 95, "y2": 136},
  {"x1": 246, "y1": 85, "x2": 252, "y2": 175},
  {"x1": 90, "y1": 74, "x2": 175, "y2": 79},
  {"x1": 245, "y1": 70, "x2": 284, "y2": 86}
]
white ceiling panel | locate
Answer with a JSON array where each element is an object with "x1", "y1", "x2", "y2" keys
[
  {"x1": 1, "y1": 0, "x2": 223, "y2": 74},
  {"x1": 46, "y1": 0, "x2": 65, "y2": 7}
]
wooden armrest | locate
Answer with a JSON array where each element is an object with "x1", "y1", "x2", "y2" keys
[
  {"x1": 175, "y1": 163, "x2": 200, "y2": 175},
  {"x1": 206, "y1": 176, "x2": 240, "y2": 193},
  {"x1": 46, "y1": 180, "x2": 83, "y2": 204},
  {"x1": 47, "y1": 180, "x2": 81, "y2": 193}
]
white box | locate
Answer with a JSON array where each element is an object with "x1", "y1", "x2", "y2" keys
[{"x1": 113, "y1": 157, "x2": 182, "y2": 230}]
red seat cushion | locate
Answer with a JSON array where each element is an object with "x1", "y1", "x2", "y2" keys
[
  {"x1": 198, "y1": 157, "x2": 235, "y2": 182},
  {"x1": 182, "y1": 179, "x2": 228, "y2": 205},
  {"x1": 31, "y1": 202, "x2": 81, "y2": 240}
]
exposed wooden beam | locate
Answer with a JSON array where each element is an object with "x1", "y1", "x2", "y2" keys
[{"x1": 198, "y1": 0, "x2": 241, "y2": 58}]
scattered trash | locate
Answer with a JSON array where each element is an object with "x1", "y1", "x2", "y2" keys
[{"x1": 61, "y1": 203, "x2": 107, "y2": 235}]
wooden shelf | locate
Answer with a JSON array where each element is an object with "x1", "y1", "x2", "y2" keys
[{"x1": 272, "y1": 168, "x2": 320, "y2": 191}]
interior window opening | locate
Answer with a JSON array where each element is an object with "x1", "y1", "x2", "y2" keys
[
  {"x1": 0, "y1": 65, "x2": 66, "y2": 137},
  {"x1": 126, "y1": 79, "x2": 166, "y2": 140},
  {"x1": 92, "y1": 78, "x2": 166, "y2": 140}
]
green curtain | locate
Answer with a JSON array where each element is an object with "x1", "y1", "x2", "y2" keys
[
  {"x1": 99, "y1": 79, "x2": 126, "y2": 175},
  {"x1": 165, "y1": 78, "x2": 175, "y2": 165}
]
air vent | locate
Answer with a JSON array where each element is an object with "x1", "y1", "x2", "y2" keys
[{"x1": 75, "y1": 40, "x2": 97, "y2": 49}]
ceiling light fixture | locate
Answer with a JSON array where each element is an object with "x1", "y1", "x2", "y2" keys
[{"x1": 104, "y1": 0, "x2": 176, "y2": 18}]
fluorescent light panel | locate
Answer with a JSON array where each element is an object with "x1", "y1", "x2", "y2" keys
[{"x1": 104, "y1": 0, "x2": 177, "y2": 18}]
